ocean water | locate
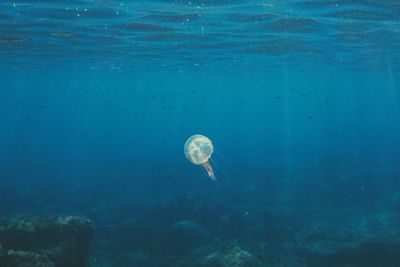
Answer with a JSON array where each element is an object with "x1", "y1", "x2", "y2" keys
[{"x1": 1, "y1": 0, "x2": 400, "y2": 266}]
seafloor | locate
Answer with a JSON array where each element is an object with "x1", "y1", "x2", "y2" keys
[{"x1": 1, "y1": 181, "x2": 400, "y2": 267}]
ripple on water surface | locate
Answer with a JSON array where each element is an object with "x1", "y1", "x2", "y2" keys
[{"x1": 0, "y1": 0, "x2": 399, "y2": 69}]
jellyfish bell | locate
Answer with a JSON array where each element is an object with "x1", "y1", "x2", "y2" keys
[
  {"x1": 184, "y1": 134, "x2": 213, "y2": 165},
  {"x1": 184, "y1": 134, "x2": 216, "y2": 181}
]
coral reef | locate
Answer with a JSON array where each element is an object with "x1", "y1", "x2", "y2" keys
[{"x1": 0, "y1": 215, "x2": 93, "y2": 267}]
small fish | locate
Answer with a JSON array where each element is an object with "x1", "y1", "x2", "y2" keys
[{"x1": 274, "y1": 96, "x2": 282, "y2": 100}]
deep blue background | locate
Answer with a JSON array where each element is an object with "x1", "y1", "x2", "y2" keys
[{"x1": 1, "y1": 63, "x2": 399, "y2": 217}]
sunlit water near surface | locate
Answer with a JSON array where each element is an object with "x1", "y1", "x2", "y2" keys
[{"x1": 1, "y1": 1, "x2": 400, "y2": 267}]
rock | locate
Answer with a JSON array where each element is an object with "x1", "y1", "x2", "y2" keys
[
  {"x1": 201, "y1": 245, "x2": 262, "y2": 267},
  {"x1": 2, "y1": 250, "x2": 55, "y2": 267},
  {"x1": 0, "y1": 215, "x2": 93, "y2": 267}
]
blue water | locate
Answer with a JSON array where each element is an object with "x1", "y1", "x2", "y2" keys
[{"x1": 1, "y1": 0, "x2": 400, "y2": 266}]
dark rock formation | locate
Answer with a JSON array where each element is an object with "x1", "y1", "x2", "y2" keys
[{"x1": 0, "y1": 215, "x2": 93, "y2": 267}]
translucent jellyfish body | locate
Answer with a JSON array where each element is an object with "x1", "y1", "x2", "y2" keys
[{"x1": 184, "y1": 134, "x2": 216, "y2": 181}]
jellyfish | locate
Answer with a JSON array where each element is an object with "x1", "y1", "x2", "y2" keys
[{"x1": 184, "y1": 134, "x2": 216, "y2": 181}]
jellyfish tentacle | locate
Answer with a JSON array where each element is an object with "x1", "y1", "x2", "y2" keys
[
  {"x1": 209, "y1": 172, "x2": 217, "y2": 181},
  {"x1": 203, "y1": 161, "x2": 216, "y2": 181}
]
